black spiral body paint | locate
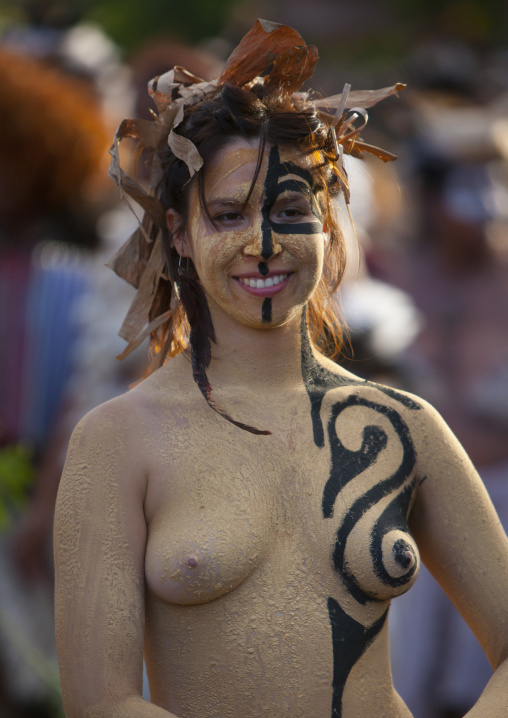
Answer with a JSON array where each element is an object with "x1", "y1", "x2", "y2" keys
[{"x1": 300, "y1": 312, "x2": 421, "y2": 716}]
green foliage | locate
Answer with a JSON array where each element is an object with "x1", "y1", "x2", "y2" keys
[
  {"x1": 0, "y1": 444, "x2": 34, "y2": 532},
  {"x1": 85, "y1": 0, "x2": 238, "y2": 52}
]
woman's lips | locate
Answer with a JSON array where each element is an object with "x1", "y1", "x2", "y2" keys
[{"x1": 233, "y1": 272, "x2": 292, "y2": 297}]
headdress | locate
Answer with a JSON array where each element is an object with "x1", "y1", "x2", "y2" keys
[{"x1": 108, "y1": 19, "x2": 405, "y2": 377}]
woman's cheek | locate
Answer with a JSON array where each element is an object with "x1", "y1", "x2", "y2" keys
[
  {"x1": 193, "y1": 233, "x2": 240, "y2": 297},
  {"x1": 283, "y1": 233, "x2": 325, "y2": 284},
  {"x1": 192, "y1": 233, "x2": 226, "y2": 272}
]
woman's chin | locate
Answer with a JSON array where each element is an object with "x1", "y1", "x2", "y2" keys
[{"x1": 213, "y1": 300, "x2": 304, "y2": 331}]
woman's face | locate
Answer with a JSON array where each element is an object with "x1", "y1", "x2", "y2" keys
[{"x1": 174, "y1": 137, "x2": 328, "y2": 330}]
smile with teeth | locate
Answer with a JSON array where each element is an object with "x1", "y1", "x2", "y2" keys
[{"x1": 238, "y1": 273, "x2": 288, "y2": 288}]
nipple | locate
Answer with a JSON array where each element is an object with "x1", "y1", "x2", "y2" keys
[
  {"x1": 185, "y1": 556, "x2": 198, "y2": 569},
  {"x1": 392, "y1": 538, "x2": 416, "y2": 570}
]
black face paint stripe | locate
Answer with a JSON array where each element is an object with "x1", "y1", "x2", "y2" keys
[
  {"x1": 276, "y1": 178, "x2": 323, "y2": 221},
  {"x1": 261, "y1": 297, "x2": 272, "y2": 323},
  {"x1": 261, "y1": 217, "x2": 274, "y2": 260},
  {"x1": 279, "y1": 160, "x2": 316, "y2": 183},
  {"x1": 260, "y1": 146, "x2": 280, "y2": 259},
  {"x1": 260, "y1": 147, "x2": 323, "y2": 260},
  {"x1": 258, "y1": 262, "x2": 269, "y2": 276},
  {"x1": 271, "y1": 221, "x2": 323, "y2": 235}
]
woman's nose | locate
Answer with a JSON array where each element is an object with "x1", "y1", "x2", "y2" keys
[{"x1": 243, "y1": 225, "x2": 282, "y2": 260}]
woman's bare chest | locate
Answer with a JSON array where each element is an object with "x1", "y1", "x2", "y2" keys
[{"x1": 144, "y1": 389, "x2": 421, "y2": 607}]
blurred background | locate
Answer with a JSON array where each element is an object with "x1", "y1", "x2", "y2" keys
[{"x1": 0, "y1": 1, "x2": 507, "y2": 716}]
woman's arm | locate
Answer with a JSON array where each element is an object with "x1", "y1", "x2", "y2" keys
[
  {"x1": 54, "y1": 399, "x2": 178, "y2": 718},
  {"x1": 410, "y1": 400, "x2": 508, "y2": 717}
]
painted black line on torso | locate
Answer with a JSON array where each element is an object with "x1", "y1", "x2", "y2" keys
[{"x1": 328, "y1": 597, "x2": 388, "y2": 718}]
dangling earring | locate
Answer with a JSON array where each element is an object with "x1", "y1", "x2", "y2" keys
[{"x1": 178, "y1": 253, "x2": 183, "y2": 276}]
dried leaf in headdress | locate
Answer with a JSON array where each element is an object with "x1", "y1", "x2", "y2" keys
[
  {"x1": 116, "y1": 307, "x2": 175, "y2": 360},
  {"x1": 106, "y1": 216, "x2": 156, "y2": 288},
  {"x1": 115, "y1": 117, "x2": 163, "y2": 151},
  {"x1": 172, "y1": 66, "x2": 205, "y2": 85},
  {"x1": 352, "y1": 141, "x2": 398, "y2": 162},
  {"x1": 168, "y1": 130, "x2": 203, "y2": 176},
  {"x1": 263, "y1": 44, "x2": 318, "y2": 95},
  {"x1": 148, "y1": 67, "x2": 200, "y2": 111},
  {"x1": 316, "y1": 83, "x2": 406, "y2": 117},
  {"x1": 219, "y1": 18, "x2": 317, "y2": 92},
  {"x1": 118, "y1": 234, "x2": 165, "y2": 342},
  {"x1": 149, "y1": 67, "x2": 213, "y2": 113},
  {"x1": 108, "y1": 137, "x2": 166, "y2": 228}
]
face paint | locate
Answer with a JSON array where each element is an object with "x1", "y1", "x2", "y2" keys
[
  {"x1": 261, "y1": 298, "x2": 272, "y2": 323},
  {"x1": 182, "y1": 138, "x2": 327, "y2": 331},
  {"x1": 258, "y1": 262, "x2": 269, "y2": 276},
  {"x1": 261, "y1": 145, "x2": 324, "y2": 260}
]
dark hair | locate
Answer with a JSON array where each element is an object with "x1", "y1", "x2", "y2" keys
[{"x1": 151, "y1": 83, "x2": 347, "y2": 433}]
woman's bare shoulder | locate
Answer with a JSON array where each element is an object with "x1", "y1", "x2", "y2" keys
[
  {"x1": 313, "y1": 350, "x2": 429, "y2": 415},
  {"x1": 75, "y1": 355, "x2": 195, "y2": 432}
]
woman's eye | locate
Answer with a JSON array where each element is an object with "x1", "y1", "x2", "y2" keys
[
  {"x1": 274, "y1": 206, "x2": 306, "y2": 221},
  {"x1": 215, "y1": 211, "x2": 243, "y2": 224}
]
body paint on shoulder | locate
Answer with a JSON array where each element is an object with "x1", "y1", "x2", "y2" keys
[{"x1": 299, "y1": 306, "x2": 421, "y2": 716}]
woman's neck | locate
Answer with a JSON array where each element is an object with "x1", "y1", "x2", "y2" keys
[{"x1": 205, "y1": 306, "x2": 308, "y2": 394}]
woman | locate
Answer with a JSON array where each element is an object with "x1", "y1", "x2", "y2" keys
[{"x1": 54, "y1": 20, "x2": 508, "y2": 718}]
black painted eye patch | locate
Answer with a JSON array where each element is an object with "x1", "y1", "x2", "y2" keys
[{"x1": 260, "y1": 147, "x2": 324, "y2": 258}]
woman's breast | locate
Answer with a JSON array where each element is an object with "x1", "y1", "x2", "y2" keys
[
  {"x1": 145, "y1": 493, "x2": 274, "y2": 605},
  {"x1": 337, "y1": 484, "x2": 421, "y2": 601},
  {"x1": 144, "y1": 395, "x2": 422, "y2": 608}
]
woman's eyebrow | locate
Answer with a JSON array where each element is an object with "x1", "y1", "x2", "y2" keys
[
  {"x1": 207, "y1": 197, "x2": 245, "y2": 209},
  {"x1": 278, "y1": 172, "x2": 312, "y2": 185},
  {"x1": 274, "y1": 190, "x2": 311, "y2": 201},
  {"x1": 275, "y1": 181, "x2": 314, "y2": 200}
]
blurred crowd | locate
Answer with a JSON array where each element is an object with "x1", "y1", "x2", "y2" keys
[{"x1": 0, "y1": 3, "x2": 507, "y2": 718}]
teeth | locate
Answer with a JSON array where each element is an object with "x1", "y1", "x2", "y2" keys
[{"x1": 239, "y1": 274, "x2": 288, "y2": 289}]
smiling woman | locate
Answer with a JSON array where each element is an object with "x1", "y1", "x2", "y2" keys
[
  {"x1": 54, "y1": 19, "x2": 508, "y2": 718},
  {"x1": 170, "y1": 141, "x2": 326, "y2": 332},
  {"x1": 155, "y1": 74, "x2": 350, "y2": 432}
]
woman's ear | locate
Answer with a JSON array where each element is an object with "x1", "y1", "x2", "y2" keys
[{"x1": 166, "y1": 209, "x2": 192, "y2": 259}]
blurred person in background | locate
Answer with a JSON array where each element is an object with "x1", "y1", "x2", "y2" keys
[
  {"x1": 0, "y1": 15, "x2": 222, "y2": 711},
  {"x1": 0, "y1": 45, "x2": 112, "y2": 717},
  {"x1": 369, "y1": 79, "x2": 508, "y2": 717}
]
